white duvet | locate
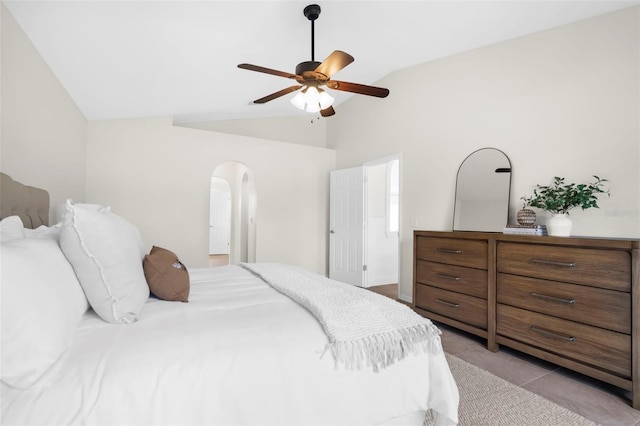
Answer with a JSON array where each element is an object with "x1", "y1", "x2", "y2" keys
[{"x1": 1, "y1": 265, "x2": 458, "y2": 426}]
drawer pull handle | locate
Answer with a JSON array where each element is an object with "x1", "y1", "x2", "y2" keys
[
  {"x1": 435, "y1": 273, "x2": 461, "y2": 281},
  {"x1": 437, "y1": 248, "x2": 462, "y2": 255},
  {"x1": 530, "y1": 325, "x2": 576, "y2": 342},
  {"x1": 435, "y1": 299, "x2": 460, "y2": 308},
  {"x1": 530, "y1": 292, "x2": 576, "y2": 305},
  {"x1": 530, "y1": 258, "x2": 577, "y2": 268}
]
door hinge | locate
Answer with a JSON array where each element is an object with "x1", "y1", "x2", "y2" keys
[{"x1": 363, "y1": 265, "x2": 367, "y2": 271}]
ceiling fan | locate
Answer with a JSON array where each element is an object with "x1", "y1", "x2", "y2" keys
[{"x1": 238, "y1": 4, "x2": 389, "y2": 117}]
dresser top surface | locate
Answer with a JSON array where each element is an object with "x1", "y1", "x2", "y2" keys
[{"x1": 414, "y1": 230, "x2": 639, "y2": 250}]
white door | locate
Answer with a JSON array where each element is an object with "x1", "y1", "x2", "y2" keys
[
  {"x1": 209, "y1": 178, "x2": 231, "y2": 255},
  {"x1": 329, "y1": 167, "x2": 365, "y2": 286}
]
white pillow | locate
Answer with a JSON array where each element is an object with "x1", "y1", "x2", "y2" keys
[
  {"x1": 55, "y1": 202, "x2": 109, "y2": 223},
  {"x1": 59, "y1": 200, "x2": 149, "y2": 324},
  {"x1": 24, "y1": 222, "x2": 62, "y2": 240},
  {"x1": 0, "y1": 215, "x2": 25, "y2": 242},
  {"x1": 1, "y1": 238, "x2": 89, "y2": 389}
]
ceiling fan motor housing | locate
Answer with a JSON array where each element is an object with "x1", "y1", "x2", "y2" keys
[{"x1": 296, "y1": 61, "x2": 322, "y2": 76}]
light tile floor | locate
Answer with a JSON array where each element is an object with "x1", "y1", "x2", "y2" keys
[{"x1": 437, "y1": 322, "x2": 640, "y2": 426}]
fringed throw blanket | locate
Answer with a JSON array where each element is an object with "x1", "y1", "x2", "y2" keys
[{"x1": 239, "y1": 263, "x2": 442, "y2": 371}]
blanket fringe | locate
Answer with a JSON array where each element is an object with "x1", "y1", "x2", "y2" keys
[{"x1": 330, "y1": 322, "x2": 442, "y2": 372}]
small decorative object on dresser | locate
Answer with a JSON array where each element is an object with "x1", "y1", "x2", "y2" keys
[
  {"x1": 521, "y1": 176, "x2": 609, "y2": 236},
  {"x1": 516, "y1": 206, "x2": 537, "y2": 226}
]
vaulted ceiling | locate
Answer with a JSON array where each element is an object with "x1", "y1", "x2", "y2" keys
[{"x1": 4, "y1": 1, "x2": 637, "y2": 122}]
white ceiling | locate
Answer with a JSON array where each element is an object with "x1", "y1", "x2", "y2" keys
[{"x1": 4, "y1": 0, "x2": 638, "y2": 122}]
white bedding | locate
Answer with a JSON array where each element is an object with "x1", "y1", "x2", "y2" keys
[{"x1": 1, "y1": 265, "x2": 458, "y2": 426}]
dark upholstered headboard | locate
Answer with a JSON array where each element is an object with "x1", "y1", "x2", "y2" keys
[{"x1": 0, "y1": 172, "x2": 49, "y2": 228}]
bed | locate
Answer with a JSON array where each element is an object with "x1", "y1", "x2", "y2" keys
[{"x1": 0, "y1": 173, "x2": 459, "y2": 426}]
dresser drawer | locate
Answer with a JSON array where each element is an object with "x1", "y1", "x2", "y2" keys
[
  {"x1": 416, "y1": 237, "x2": 487, "y2": 270},
  {"x1": 416, "y1": 260, "x2": 487, "y2": 299},
  {"x1": 497, "y1": 273, "x2": 630, "y2": 334},
  {"x1": 416, "y1": 284, "x2": 487, "y2": 329},
  {"x1": 497, "y1": 242, "x2": 631, "y2": 291},
  {"x1": 497, "y1": 304, "x2": 631, "y2": 378}
]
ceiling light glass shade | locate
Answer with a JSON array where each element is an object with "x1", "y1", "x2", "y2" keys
[
  {"x1": 291, "y1": 92, "x2": 306, "y2": 110},
  {"x1": 305, "y1": 86, "x2": 320, "y2": 104},
  {"x1": 305, "y1": 102, "x2": 321, "y2": 113},
  {"x1": 319, "y1": 91, "x2": 334, "y2": 109},
  {"x1": 291, "y1": 86, "x2": 335, "y2": 113}
]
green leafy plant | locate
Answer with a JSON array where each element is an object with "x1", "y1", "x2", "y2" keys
[{"x1": 521, "y1": 176, "x2": 609, "y2": 215}]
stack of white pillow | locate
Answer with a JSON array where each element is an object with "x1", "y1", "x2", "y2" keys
[{"x1": 0, "y1": 200, "x2": 149, "y2": 389}]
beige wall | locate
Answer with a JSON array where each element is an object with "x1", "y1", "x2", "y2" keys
[
  {"x1": 179, "y1": 114, "x2": 328, "y2": 148},
  {"x1": 327, "y1": 6, "x2": 640, "y2": 301},
  {"x1": 86, "y1": 117, "x2": 335, "y2": 273},
  {"x1": 1, "y1": 4, "x2": 87, "y2": 222}
]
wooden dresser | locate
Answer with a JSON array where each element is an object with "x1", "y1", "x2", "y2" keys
[{"x1": 413, "y1": 230, "x2": 640, "y2": 409}]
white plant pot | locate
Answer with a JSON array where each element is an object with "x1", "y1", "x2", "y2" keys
[{"x1": 547, "y1": 213, "x2": 572, "y2": 237}]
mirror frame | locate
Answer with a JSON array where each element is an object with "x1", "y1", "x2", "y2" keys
[{"x1": 452, "y1": 147, "x2": 512, "y2": 232}]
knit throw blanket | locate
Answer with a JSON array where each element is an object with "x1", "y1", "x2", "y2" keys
[{"x1": 239, "y1": 263, "x2": 442, "y2": 371}]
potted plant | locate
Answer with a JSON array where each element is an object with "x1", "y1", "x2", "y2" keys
[{"x1": 521, "y1": 176, "x2": 609, "y2": 236}]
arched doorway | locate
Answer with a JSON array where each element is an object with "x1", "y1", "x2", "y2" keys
[
  {"x1": 208, "y1": 177, "x2": 231, "y2": 266},
  {"x1": 210, "y1": 162, "x2": 257, "y2": 266}
]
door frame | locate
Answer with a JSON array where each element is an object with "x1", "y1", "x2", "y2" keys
[
  {"x1": 211, "y1": 162, "x2": 257, "y2": 265},
  {"x1": 329, "y1": 154, "x2": 401, "y2": 292},
  {"x1": 363, "y1": 154, "x2": 401, "y2": 295}
]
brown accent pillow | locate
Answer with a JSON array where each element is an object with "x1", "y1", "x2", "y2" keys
[{"x1": 143, "y1": 246, "x2": 189, "y2": 302}]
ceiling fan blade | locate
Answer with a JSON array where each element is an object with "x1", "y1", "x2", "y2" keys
[
  {"x1": 326, "y1": 80, "x2": 389, "y2": 98},
  {"x1": 253, "y1": 85, "x2": 302, "y2": 104},
  {"x1": 238, "y1": 63, "x2": 297, "y2": 79},
  {"x1": 314, "y1": 51, "x2": 354, "y2": 79},
  {"x1": 320, "y1": 106, "x2": 335, "y2": 117}
]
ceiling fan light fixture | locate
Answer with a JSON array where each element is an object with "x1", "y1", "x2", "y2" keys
[{"x1": 290, "y1": 86, "x2": 334, "y2": 113}]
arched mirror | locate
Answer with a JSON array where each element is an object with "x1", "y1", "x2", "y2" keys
[{"x1": 453, "y1": 148, "x2": 511, "y2": 232}]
